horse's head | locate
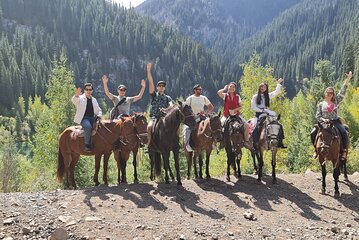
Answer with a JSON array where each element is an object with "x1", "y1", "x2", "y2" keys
[
  {"x1": 228, "y1": 119, "x2": 244, "y2": 153},
  {"x1": 209, "y1": 112, "x2": 223, "y2": 143},
  {"x1": 178, "y1": 100, "x2": 196, "y2": 130},
  {"x1": 117, "y1": 116, "x2": 137, "y2": 147},
  {"x1": 264, "y1": 115, "x2": 281, "y2": 148},
  {"x1": 317, "y1": 120, "x2": 336, "y2": 156},
  {"x1": 132, "y1": 112, "x2": 148, "y2": 146}
]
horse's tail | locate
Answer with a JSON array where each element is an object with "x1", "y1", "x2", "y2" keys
[
  {"x1": 57, "y1": 147, "x2": 65, "y2": 182},
  {"x1": 154, "y1": 152, "x2": 162, "y2": 176}
]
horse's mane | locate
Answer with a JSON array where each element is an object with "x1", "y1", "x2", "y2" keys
[{"x1": 163, "y1": 104, "x2": 180, "y2": 122}]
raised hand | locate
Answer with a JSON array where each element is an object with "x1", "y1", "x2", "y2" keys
[
  {"x1": 75, "y1": 87, "x2": 82, "y2": 96},
  {"x1": 344, "y1": 71, "x2": 353, "y2": 85},
  {"x1": 146, "y1": 63, "x2": 152, "y2": 73},
  {"x1": 141, "y1": 79, "x2": 146, "y2": 88},
  {"x1": 277, "y1": 78, "x2": 284, "y2": 84},
  {"x1": 102, "y1": 75, "x2": 108, "y2": 84}
]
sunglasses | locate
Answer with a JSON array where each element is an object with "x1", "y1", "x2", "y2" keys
[
  {"x1": 158, "y1": 85, "x2": 165, "y2": 87},
  {"x1": 326, "y1": 92, "x2": 334, "y2": 95},
  {"x1": 84, "y1": 88, "x2": 93, "y2": 91},
  {"x1": 195, "y1": 88, "x2": 202, "y2": 91}
]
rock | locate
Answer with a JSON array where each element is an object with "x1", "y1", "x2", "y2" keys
[
  {"x1": 341, "y1": 229, "x2": 349, "y2": 235},
  {"x1": 179, "y1": 234, "x2": 186, "y2": 240},
  {"x1": 84, "y1": 217, "x2": 101, "y2": 222},
  {"x1": 22, "y1": 227, "x2": 31, "y2": 235},
  {"x1": 345, "y1": 223, "x2": 352, "y2": 228},
  {"x1": 65, "y1": 220, "x2": 77, "y2": 227},
  {"x1": 49, "y1": 228, "x2": 69, "y2": 240},
  {"x1": 3, "y1": 218, "x2": 14, "y2": 225},
  {"x1": 58, "y1": 216, "x2": 73, "y2": 223},
  {"x1": 243, "y1": 211, "x2": 255, "y2": 221},
  {"x1": 3, "y1": 237, "x2": 14, "y2": 240},
  {"x1": 331, "y1": 226, "x2": 339, "y2": 234},
  {"x1": 227, "y1": 231, "x2": 234, "y2": 236}
]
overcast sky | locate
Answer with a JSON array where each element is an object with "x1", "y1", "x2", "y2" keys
[{"x1": 112, "y1": 0, "x2": 146, "y2": 8}]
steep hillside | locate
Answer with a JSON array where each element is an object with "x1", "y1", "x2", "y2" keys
[
  {"x1": 0, "y1": 0, "x2": 235, "y2": 114},
  {"x1": 136, "y1": 0, "x2": 301, "y2": 63},
  {"x1": 236, "y1": 0, "x2": 359, "y2": 92}
]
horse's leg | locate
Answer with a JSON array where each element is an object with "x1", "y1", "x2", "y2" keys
[
  {"x1": 93, "y1": 154, "x2": 101, "y2": 186},
  {"x1": 226, "y1": 150, "x2": 231, "y2": 182},
  {"x1": 64, "y1": 154, "x2": 71, "y2": 189},
  {"x1": 193, "y1": 152, "x2": 198, "y2": 179},
  {"x1": 341, "y1": 159, "x2": 348, "y2": 181},
  {"x1": 333, "y1": 166, "x2": 340, "y2": 197},
  {"x1": 251, "y1": 149, "x2": 258, "y2": 175},
  {"x1": 173, "y1": 149, "x2": 182, "y2": 185},
  {"x1": 162, "y1": 151, "x2": 171, "y2": 184},
  {"x1": 114, "y1": 151, "x2": 121, "y2": 185},
  {"x1": 256, "y1": 148, "x2": 264, "y2": 182},
  {"x1": 168, "y1": 156, "x2": 175, "y2": 181},
  {"x1": 198, "y1": 152, "x2": 203, "y2": 179},
  {"x1": 205, "y1": 150, "x2": 211, "y2": 179},
  {"x1": 103, "y1": 153, "x2": 111, "y2": 186},
  {"x1": 271, "y1": 148, "x2": 277, "y2": 184},
  {"x1": 120, "y1": 151, "x2": 129, "y2": 183},
  {"x1": 186, "y1": 152, "x2": 193, "y2": 180},
  {"x1": 321, "y1": 163, "x2": 326, "y2": 194},
  {"x1": 149, "y1": 150, "x2": 154, "y2": 181},
  {"x1": 69, "y1": 154, "x2": 80, "y2": 189},
  {"x1": 236, "y1": 150, "x2": 242, "y2": 178},
  {"x1": 133, "y1": 148, "x2": 139, "y2": 184}
]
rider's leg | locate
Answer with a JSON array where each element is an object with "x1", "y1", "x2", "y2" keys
[
  {"x1": 277, "y1": 123, "x2": 287, "y2": 148},
  {"x1": 183, "y1": 125, "x2": 193, "y2": 152},
  {"x1": 81, "y1": 116, "x2": 93, "y2": 151},
  {"x1": 147, "y1": 118, "x2": 154, "y2": 145}
]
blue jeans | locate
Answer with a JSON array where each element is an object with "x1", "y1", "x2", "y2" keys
[
  {"x1": 333, "y1": 120, "x2": 348, "y2": 149},
  {"x1": 81, "y1": 116, "x2": 94, "y2": 145}
]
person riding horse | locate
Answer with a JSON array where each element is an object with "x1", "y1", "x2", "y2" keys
[
  {"x1": 251, "y1": 78, "x2": 286, "y2": 148},
  {"x1": 310, "y1": 71, "x2": 352, "y2": 160},
  {"x1": 102, "y1": 74, "x2": 146, "y2": 119},
  {"x1": 217, "y1": 82, "x2": 250, "y2": 148},
  {"x1": 72, "y1": 83, "x2": 102, "y2": 152},
  {"x1": 146, "y1": 63, "x2": 174, "y2": 147},
  {"x1": 183, "y1": 84, "x2": 214, "y2": 152}
]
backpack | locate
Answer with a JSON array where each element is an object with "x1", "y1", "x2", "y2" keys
[{"x1": 109, "y1": 97, "x2": 126, "y2": 120}]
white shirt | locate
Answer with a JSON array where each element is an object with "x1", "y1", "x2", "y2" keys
[
  {"x1": 71, "y1": 94, "x2": 102, "y2": 124},
  {"x1": 185, "y1": 95, "x2": 211, "y2": 115},
  {"x1": 251, "y1": 84, "x2": 282, "y2": 113}
]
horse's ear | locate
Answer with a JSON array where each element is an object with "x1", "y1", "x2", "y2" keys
[
  {"x1": 178, "y1": 100, "x2": 183, "y2": 106},
  {"x1": 218, "y1": 111, "x2": 221, "y2": 118},
  {"x1": 277, "y1": 114, "x2": 281, "y2": 121}
]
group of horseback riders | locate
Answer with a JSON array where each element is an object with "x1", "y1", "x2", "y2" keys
[{"x1": 71, "y1": 64, "x2": 353, "y2": 161}]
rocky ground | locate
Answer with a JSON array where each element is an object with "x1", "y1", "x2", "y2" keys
[{"x1": 1, "y1": 172, "x2": 359, "y2": 240}]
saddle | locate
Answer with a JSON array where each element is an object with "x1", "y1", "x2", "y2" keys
[{"x1": 70, "y1": 118, "x2": 101, "y2": 140}]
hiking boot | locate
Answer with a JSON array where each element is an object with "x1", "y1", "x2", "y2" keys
[
  {"x1": 84, "y1": 144, "x2": 92, "y2": 153},
  {"x1": 277, "y1": 139, "x2": 287, "y2": 149},
  {"x1": 219, "y1": 141, "x2": 225, "y2": 149},
  {"x1": 313, "y1": 151, "x2": 318, "y2": 159}
]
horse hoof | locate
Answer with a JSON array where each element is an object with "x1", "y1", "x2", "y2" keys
[
  {"x1": 226, "y1": 176, "x2": 230, "y2": 182},
  {"x1": 134, "y1": 179, "x2": 139, "y2": 184},
  {"x1": 177, "y1": 181, "x2": 182, "y2": 186},
  {"x1": 199, "y1": 176, "x2": 203, "y2": 180},
  {"x1": 206, "y1": 175, "x2": 211, "y2": 179},
  {"x1": 95, "y1": 182, "x2": 100, "y2": 186},
  {"x1": 320, "y1": 189, "x2": 326, "y2": 195},
  {"x1": 253, "y1": 171, "x2": 258, "y2": 175},
  {"x1": 257, "y1": 178, "x2": 262, "y2": 183},
  {"x1": 344, "y1": 176, "x2": 349, "y2": 182},
  {"x1": 334, "y1": 192, "x2": 340, "y2": 198}
]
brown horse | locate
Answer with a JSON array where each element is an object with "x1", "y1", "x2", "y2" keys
[
  {"x1": 57, "y1": 117, "x2": 133, "y2": 189},
  {"x1": 149, "y1": 101, "x2": 196, "y2": 185},
  {"x1": 113, "y1": 113, "x2": 148, "y2": 184},
  {"x1": 184, "y1": 112, "x2": 223, "y2": 179},
  {"x1": 252, "y1": 114, "x2": 281, "y2": 183},
  {"x1": 316, "y1": 120, "x2": 342, "y2": 196}
]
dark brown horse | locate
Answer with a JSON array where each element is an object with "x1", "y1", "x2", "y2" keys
[
  {"x1": 113, "y1": 113, "x2": 148, "y2": 184},
  {"x1": 184, "y1": 112, "x2": 223, "y2": 179},
  {"x1": 149, "y1": 101, "x2": 196, "y2": 185},
  {"x1": 252, "y1": 114, "x2": 281, "y2": 183},
  {"x1": 316, "y1": 120, "x2": 342, "y2": 196},
  {"x1": 57, "y1": 118, "x2": 133, "y2": 189},
  {"x1": 224, "y1": 116, "x2": 256, "y2": 181}
]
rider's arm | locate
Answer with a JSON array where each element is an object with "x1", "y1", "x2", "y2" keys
[
  {"x1": 217, "y1": 85, "x2": 228, "y2": 99},
  {"x1": 268, "y1": 83, "x2": 282, "y2": 99},
  {"x1": 315, "y1": 102, "x2": 323, "y2": 122},
  {"x1": 147, "y1": 63, "x2": 155, "y2": 95},
  {"x1": 133, "y1": 79, "x2": 146, "y2": 102},
  {"x1": 102, "y1": 75, "x2": 116, "y2": 101}
]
